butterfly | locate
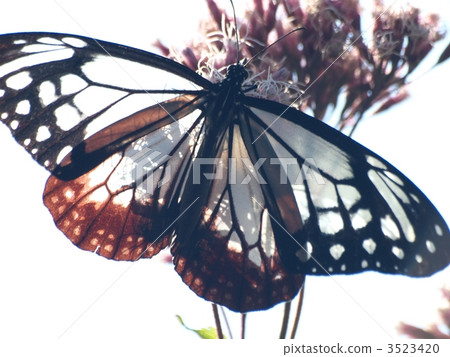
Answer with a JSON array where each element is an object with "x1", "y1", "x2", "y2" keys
[{"x1": 0, "y1": 32, "x2": 449, "y2": 313}]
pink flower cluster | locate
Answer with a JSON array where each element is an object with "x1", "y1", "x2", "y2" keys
[
  {"x1": 398, "y1": 287, "x2": 450, "y2": 339},
  {"x1": 156, "y1": 0, "x2": 446, "y2": 131}
]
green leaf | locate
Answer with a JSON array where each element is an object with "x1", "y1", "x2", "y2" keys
[{"x1": 175, "y1": 315, "x2": 224, "y2": 339}]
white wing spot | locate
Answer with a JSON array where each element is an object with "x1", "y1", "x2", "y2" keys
[
  {"x1": 404, "y1": 224, "x2": 416, "y2": 243},
  {"x1": 328, "y1": 267, "x2": 334, "y2": 272},
  {"x1": 351, "y1": 208, "x2": 372, "y2": 230},
  {"x1": 415, "y1": 255, "x2": 423, "y2": 263},
  {"x1": 10, "y1": 120, "x2": 19, "y2": 130},
  {"x1": 56, "y1": 145, "x2": 73, "y2": 164},
  {"x1": 369, "y1": 171, "x2": 414, "y2": 242},
  {"x1": 362, "y1": 238, "x2": 376, "y2": 254},
  {"x1": 337, "y1": 184, "x2": 361, "y2": 210},
  {"x1": 340, "y1": 264, "x2": 346, "y2": 272},
  {"x1": 1, "y1": 112, "x2": 8, "y2": 120},
  {"x1": 36, "y1": 126, "x2": 51, "y2": 142},
  {"x1": 361, "y1": 260, "x2": 368, "y2": 268},
  {"x1": 296, "y1": 241, "x2": 313, "y2": 262},
  {"x1": 37, "y1": 36, "x2": 63, "y2": 45},
  {"x1": 60, "y1": 74, "x2": 88, "y2": 95},
  {"x1": 381, "y1": 215, "x2": 400, "y2": 240},
  {"x1": 384, "y1": 171, "x2": 404, "y2": 186},
  {"x1": 62, "y1": 36, "x2": 88, "y2": 48},
  {"x1": 366, "y1": 155, "x2": 387, "y2": 169},
  {"x1": 63, "y1": 188, "x2": 74, "y2": 200},
  {"x1": 54, "y1": 103, "x2": 82, "y2": 131},
  {"x1": 227, "y1": 232, "x2": 243, "y2": 254},
  {"x1": 426, "y1": 240, "x2": 436, "y2": 254},
  {"x1": 15, "y1": 100, "x2": 30, "y2": 115},
  {"x1": 249, "y1": 247, "x2": 262, "y2": 266},
  {"x1": 39, "y1": 80, "x2": 57, "y2": 105},
  {"x1": 383, "y1": 173, "x2": 410, "y2": 204},
  {"x1": 329, "y1": 244, "x2": 345, "y2": 260},
  {"x1": 6, "y1": 72, "x2": 32, "y2": 90},
  {"x1": 410, "y1": 193, "x2": 420, "y2": 203},
  {"x1": 392, "y1": 246, "x2": 405, "y2": 260},
  {"x1": 435, "y1": 224, "x2": 443, "y2": 236},
  {"x1": 376, "y1": 261, "x2": 381, "y2": 268},
  {"x1": 318, "y1": 211, "x2": 344, "y2": 234}
]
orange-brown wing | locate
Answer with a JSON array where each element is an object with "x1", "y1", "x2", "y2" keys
[
  {"x1": 44, "y1": 97, "x2": 207, "y2": 261},
  {"x1": 44, "y1": 162, "x2": 169, "y2": 260},
  {"x1": 172, "y1": 123, "x2": 304, "y2": 312}
]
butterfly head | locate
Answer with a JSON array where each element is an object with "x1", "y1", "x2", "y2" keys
[{"x1": 225, "y1": 64, "x2": 248, "y2": 88}]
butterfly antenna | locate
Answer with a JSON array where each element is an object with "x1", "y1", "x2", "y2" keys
[
  {"x1": 229, "y1": 0, "x2": 240, "y2": 64},
  {"x1": 245, "y1": 27, "x2": 306, "y2": 67}
]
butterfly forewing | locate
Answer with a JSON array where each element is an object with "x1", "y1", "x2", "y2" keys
[
  {"x1": 244, "y1": 96, "x2": 450, "y2": 277},
  {"x1": 0, "y1": 32, "x2": 209, "y2": 173}
]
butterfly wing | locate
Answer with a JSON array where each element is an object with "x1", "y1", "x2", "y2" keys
[
  {"x1": 0, "y1": 32, "x2": 211, "y2": 176},
  {"x1": 170, "y1": 89, "x2": 446, "y2": 312},
  {"x1": 240, "y1": 95, "x2": 450, "y2": 277},
  {"x1": 42, "y1": 93, "x2": 208, "y2": 259}
]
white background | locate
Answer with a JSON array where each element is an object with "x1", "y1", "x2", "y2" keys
[{"x1": 0, "y1": 0, "x2": 449, "y2": 355}]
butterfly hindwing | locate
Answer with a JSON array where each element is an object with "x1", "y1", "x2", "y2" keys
[
  {"x1": 42, "y1": 94, "x2": 208, "y2": 260},
  {"x1": 172, "y1": 116, "x2": 304, "y2": 312}
]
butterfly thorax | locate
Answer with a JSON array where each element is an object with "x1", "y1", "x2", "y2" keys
[
  {"x1": 222, "y1": 64, "x2": 248, "y2": 91},
  {"x1": 203, "y1": 64, "x2": 249, "y2": 137}
]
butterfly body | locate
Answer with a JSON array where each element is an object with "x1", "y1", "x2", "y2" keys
[{"x1": 0, "y1": 32, "x2": 449, "y2": 312}]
